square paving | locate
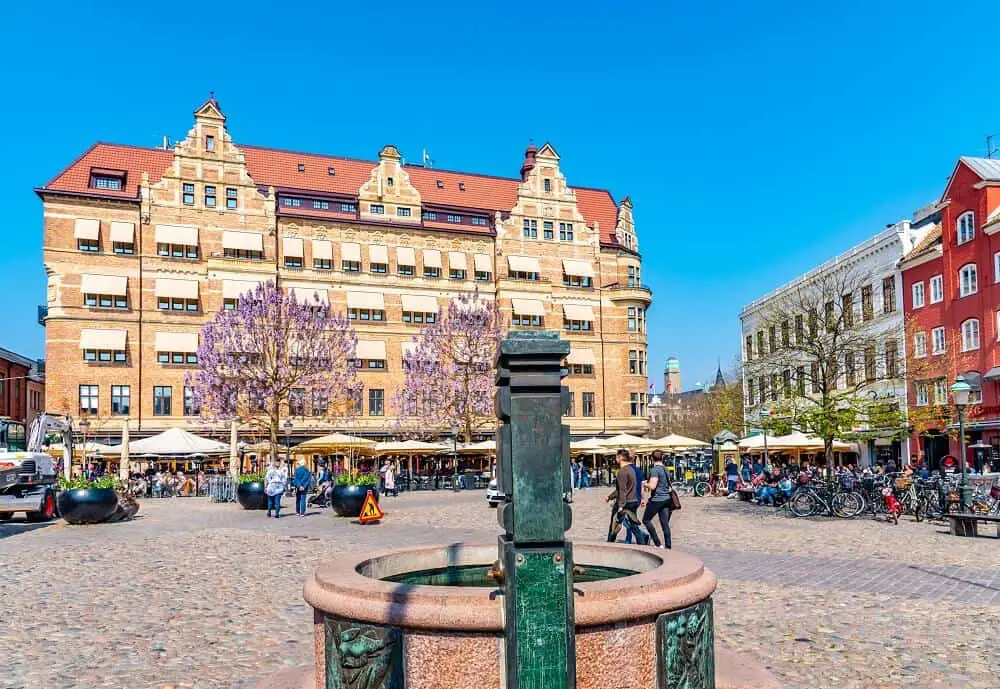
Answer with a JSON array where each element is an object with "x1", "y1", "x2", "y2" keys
[{"x1": 0, "y1": 490, "x2": 996, "y2": 689}]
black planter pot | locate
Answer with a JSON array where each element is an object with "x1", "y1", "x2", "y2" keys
[
  {"x1": 236, "y1": 481, "x2": 268, "y2": 510},
  {"x1": 57, "y1": 488, "x2": 119, "y2": 525},
  {"x1": 331, "y1": 484, "x2": 378, "y2": 517}
]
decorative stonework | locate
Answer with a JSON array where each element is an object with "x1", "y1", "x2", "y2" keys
[
  {"x1": 614, "y1": 196, "x2": 637, "y2": 251},
  {"x1": 324, "y1": 615, "x2": 404, "y2": 689},
  {"x1": 656, "y1": 598, "x2": 715, "y2": 689},
  {"x1": 358, "y1": 145, "x2": 422, "y2": 223}
]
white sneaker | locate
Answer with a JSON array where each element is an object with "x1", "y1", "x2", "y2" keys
[{"x1": 658, "y1": 545, "x2": 666, "y2": 549}]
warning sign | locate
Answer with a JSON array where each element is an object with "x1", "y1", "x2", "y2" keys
[{"x1": 358, "y1": 490, "x2": 384, "y2": 524}]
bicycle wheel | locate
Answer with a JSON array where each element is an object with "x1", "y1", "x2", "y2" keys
[
  {"x1": 693, "y1": 481, "x2": 707, "y2": 497},
  {"x1": 789, "y1": 491, "x2": 815, "y2": 517},
  {"x1": 832, "y1": 492, "x2": 863, "y2": 518}
]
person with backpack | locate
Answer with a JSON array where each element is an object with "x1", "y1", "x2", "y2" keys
[
  {"x1": 606, "y1": 449, "x2": 646, "y2": 544},
  {"x1": 641, "y1": 450, "x2": 673, "y2": 549}
]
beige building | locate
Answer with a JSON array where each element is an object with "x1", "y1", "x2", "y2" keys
[{"x1": 36, "y1": 99, "x2": 651, "y2": 440}]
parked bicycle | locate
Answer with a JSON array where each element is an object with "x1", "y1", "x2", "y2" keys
[{"x1": 789, "y1": 480, "x2": 865, "y2": 518}]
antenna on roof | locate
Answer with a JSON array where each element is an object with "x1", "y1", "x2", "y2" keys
[
  {"x1": 987, "y1": 133, "x2": 1000, "y2": 159},
  {"x1": 161, "y1": 135, "x2": 170, "y2": 150},
  {"x1": 422, "y1": 149, "x2": 433, "y2": 169}
]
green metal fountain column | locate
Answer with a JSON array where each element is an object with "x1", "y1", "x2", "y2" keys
[{"x1": 495, "y1": 331, "x2": 574, "y2": 689}]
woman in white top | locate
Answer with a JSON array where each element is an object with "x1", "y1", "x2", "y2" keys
[
  {"x1": 265, "y1": 459, "x2": 288, "y2": 518},
  {"x1": 384, "y1": 461, "x2": 396, "y2": 497}
]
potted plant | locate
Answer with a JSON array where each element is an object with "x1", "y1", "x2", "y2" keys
[
  {"x1": 331, "y1": 471, "x2": 378, "y2": 517},
  {"x1": 236, "y1": 471, "x2": 268, "y2": 510},
  {"x1": 57, "y1": 475, "x2": 120, "y2": 524}
]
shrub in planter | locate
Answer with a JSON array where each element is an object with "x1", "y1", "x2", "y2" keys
[
  {"x1": 236, "y1": 472, "x2": 268, "y2": 510},
  {"x1": 331, "y1": 472, "x2": 379, "y2": 517},
  {"x1": 57, "y1": 475, "x2": 121, "y2": 524}
]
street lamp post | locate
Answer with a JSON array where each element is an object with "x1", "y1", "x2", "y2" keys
[
  {"x1": 79, "y1": 418, "x2": 91, "y2": 479},
  {"x1": 451, "y1": 425, "x2": 460, "y2": 492},
  {"x1": 949, "y1": 377, "x2": 972, "y2": 513},
  {"x1": 283, "y1": 418, "x2": 294, "y2": 489}
]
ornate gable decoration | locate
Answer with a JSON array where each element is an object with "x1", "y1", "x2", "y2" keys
[
  {"x1": 358, "y1": 145, "x2": 422, "y2": 223},
  {"x1": 508, "y1": 142, "x2": 587, "y2": 236},
  {"x1": 615, "y1": 196, "x2": 637, "y2": 251}
]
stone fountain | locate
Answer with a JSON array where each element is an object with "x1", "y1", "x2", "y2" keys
[{"x1": 255, "y1": 332, "x2": 778, "y2": 689}]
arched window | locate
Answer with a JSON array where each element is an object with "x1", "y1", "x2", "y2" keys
[
  {"x1": 959, "y1": 263, "x2": 978, "y2": 297},
  {"x1": 957, "y1": 210, "x2": 975, "y2": 244},
  {"x1": 961, "y1": 318, "x2": 980, "y2": 351}
]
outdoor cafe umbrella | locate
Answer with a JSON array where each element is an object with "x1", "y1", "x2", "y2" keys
[
  {"x1": 597, "y1": 433, "x2": 660, "y2": 451},
  {"x1": 570, "y1": 437, "x2": 616, "y2": 455},
  {"x1": 652, "y1": 433, "x2": 710, "y2": 449},
  {"x1": 128, "y1": 427, "x2": 229, "y2": 456},
  {"x1": 293, "y1": 433, "x2": 376, "y2": 472},
  {"x1": 374, "y1": 440, "x2": 443, "y2": 480}
]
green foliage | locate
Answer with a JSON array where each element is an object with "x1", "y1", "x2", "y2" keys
[
  {"x1": 58, "y1": 475, "x2": 120, "y2": 491},
  {"x1": 335, "y1": 471, "x2": 377, "y2": 487},
  {"x1": 238, "y1": 471, "x2": 266, "y2": 484}
]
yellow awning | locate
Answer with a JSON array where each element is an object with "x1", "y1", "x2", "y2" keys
[
  {"x1": 73, "y1": 218, "x2": 100, "y2": 240},
  {"x1": 561, "y1": 259, "x2": 594, "y2": 278},
  {"x1": 155, "y1": 278, "x2": 199, "y2": 299},
  {"x1": 566, "y1": 348, "x2": 596, "y2": 365},
  {"x1": 342, "y1": 242, "x2": 361, "y2": 262},
  {"x1": 347, "y1": 291, "x2": 385, "y2": 309},
  {"x1": 473, "y1": 253, "x2": 492, "y2": 273},
  {"x1": 81, "y1": 274, "x2": 127, "y2": 296},
  {"x1": 511, "y1": 298, "x2": 545, "y2": 316},
  {"x1": 109, "y1": 221, "x2": 134, "y2": 243},
  {"x1": 562, "y1": 303, "x2": 595, "y2": 321},
  {"x1": 312, "y1": 240, "x2": 333, "y2": 260},
  {"x1": 369, "y1": 244, "x2": 388, "y2": 263},
  {"x1": 507, "y1": 255, "x2": 540, "y2": 273},
  {"x1": 222, "y1": 231, "x2": 263, "y2": 252},
  {"x1": 397, "y1": 247, "x2": 416, "y2": 265},
  {"x1": 422, "y1": 249, "x2": 442, "y2": 268},
  {"x1": 154, "y1": 332, "x2": 198, "y2": 352},
  {"x1": 282, "y1": 237, "x2": 304, "y2": 257},
  {"x1": 448, "y1": 251, "x2": 467, "y2": 270},
  {"x1": 79, "y1": 328, "x2": 127, "y2": 350},
  {"x1": 222, "y1": 279, "x2": 264, "y2": 299},
  {"x1": 401, "y1": 294, "x2": 439, "y2": 313},
  {"x1": 355, "y1": 340, "x2": 387, "y2": 360},
  {"x1": 155, "y1": 224, "x2": 198, "y2": 245}
]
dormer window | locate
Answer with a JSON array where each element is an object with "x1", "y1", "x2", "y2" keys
[
  {"x1": 205, "y1": 135, "x2": 215, "y2": 152},
  {"x1": 957, "y1": 211, "x2": 975, "y2": 245},
  {"x1": 458, "y1": 182, "x2": 465, "y2": 191},
  {"x1": 297, "y1": 163, "x2": 305, "y2": 172},
  {"x1": 436, "y1": 180, "x2": 444, "y2": 189},
  {"x1": 387, "y1": 177, "x2": 394, "y2": 187},
  {"x1": 397, "y1": 207, "x2": 411, "y2": 217},
  {"x1": 89, "y1": 168, "x2": 126, "y2": 191},
  {"x1": 328, "y1": 167, "x2": 336, "y2": 176},
  {"x1": 370, "y1": 204, "x2": 384, "y2": 215}
]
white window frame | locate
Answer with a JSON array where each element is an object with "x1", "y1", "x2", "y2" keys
[
  {"x1": 929, "y1": 275, "x2": 943, "y2": 303},
  {"x1": 933, "y1": 379, "x2": 948, "y2": 405},
  {"x1": 957, "y1": 210, "x2": 975, "y2": 245},
  {"x1": 915, "y1": 382, "x2": 929, "y2": 406},
  {"x1": 994, "y1": 251, "x2": 1000, "y2": 284},
  {"x1": 961, "y1": 318, "x2": 980, "y2": 351},
  {"x1": 959, "y1": 264, "x2": 978, "y2": 297},
  {"x1": 931, "y1": 326, "x2": 946, "y2": 354},
  {"x1": 997, "y1": 311, "x2": 1000, "y2": 342},
  {"x1": 913, "y1": 331, "x2": 927, "y2": 358},
  {"x1": 911, "y1": 281, "x2": 925, "y2": 308}
]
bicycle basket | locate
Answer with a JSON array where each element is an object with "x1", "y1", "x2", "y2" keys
[{"x1": 894, "y1": 477, "x2": 912, "y2": 489}]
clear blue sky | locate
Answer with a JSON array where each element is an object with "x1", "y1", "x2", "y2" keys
[{"x1": 3, "y1": 1, "x2": 998, "y2": 389}]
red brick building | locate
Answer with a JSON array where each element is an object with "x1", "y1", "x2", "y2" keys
[
  {"x1": 0, "y1": 348, "x2": 40, "y2": 424},
  {"x1": 900, "y1": 157, "x2": 1000, "y2": 469}
]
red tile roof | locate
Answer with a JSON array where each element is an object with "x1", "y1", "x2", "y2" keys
[{"x1": 40, "y1": 142, "x2": 624, "y2": 246}]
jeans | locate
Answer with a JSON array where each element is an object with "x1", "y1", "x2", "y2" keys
[
  {"x1": 642, "y1": 499, "x2": 671, "y2": 548},
  {"x1": 296, "y1": 490, "x2": 307, "y2": 515},
  {"x1": 267, "y1": 493, "x2": 282, "y2": 516},
  {"x1": 727, "y1": 478, "x2": 737, "y2": 493},
  {"x1": 610, "y1": 501, "x2": 644, "y2": 544},
  {"x1": 757, "y1": 485, "x2": 776, "y2": 505}
]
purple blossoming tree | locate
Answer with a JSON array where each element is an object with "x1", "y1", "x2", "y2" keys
[
  {"x1": 189, "y1": 282, "x2": 361, "y2": 463},
  {"x1": 392, "y1": 291, "x2": 504, "y2": 442}
]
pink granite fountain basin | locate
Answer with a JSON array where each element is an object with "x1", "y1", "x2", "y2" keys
[{"x1": 301, "y1": 541, "x2": 719, "y2": 689}]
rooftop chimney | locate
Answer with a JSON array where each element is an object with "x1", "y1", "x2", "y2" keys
[{"x1": 520, "y1": 143, "x2": 537, "y2": 181}]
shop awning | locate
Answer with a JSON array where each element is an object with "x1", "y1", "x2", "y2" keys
[
  {"x1": 507, "y1": 255, "x2": 540, "y2": 273},
  {"x1": 222, "y1": 231, "x2": 263, "y2": 252},
  {"x1": 312, "y1": 240, "x2": 333, "y2": 260},
  {"x1": 282, "y1": 237, "x2": 304, "y2": 257},
  {"x1": 562, "y1": 259, "x2": 594, "y2": 277},
  {"x1": 511, "y1": 298, "x2": 545, "y2": 316},
  {"x1": 73, "y1": 218, "x2": 100, "y2": 240},
  {"x1": 289, "y1": 287, "x2": 329, "y2": 306},
  {"x1": 397, "y1": 247, "x2": 416, "y2": 266},
  {"x1": 155, "y1": 224, "x2": 198, "y2": 245},
  {"x1": 369, "y1": 244, "x2": 388, "y2": 264},
  {"x1": 223, "y1": 279, "x2": 265, "y2": 299},
  {"x1": 474, "y1": 253, "x2": 492, "y2": 273},
  {"x1": 346, "y1": 291, "x2": 384, "y2": 310},
  {"x1": 155, "y1": 331, "x2": 198, "y2": 352},
  {"x1": 401, "y1": 294, "x2": 439, "y2": 313},
  {"x1": 155, "y1": 278, "x2": 199, "y2": 299},
  {"x1": 79, "y1": 328, "x2": 127, "y2": 350},
  {"x1": 81, "y1": 273, "x2": 127, "y2": 296},
  {"x1": 355, "y1": 340, "x2": 387, "y2": 360},
  {"x1": 109, "y1": 221, "x2": 135, "y2": 243},
  {"x1": 422, "y1": 249, "x2": 442, "y2": 268},
  {"x1": 342, "y1": 242, "x2": 361, "y2": 262},
  {"x1": 962, "y1": 371, "x2": 983, "y2": 390},
  {"x1": 448, "y1": 252, "x2": 467, "y2": 270},
  {"x1": 984, "y1": 366, "x2": 1000, "y2": 381},
  {"x1": 562, "y1": 303, "x2": 595, "y2": 321},
  {"x1": 566, "y1": 348, "x2": 596, "y2": 365}
]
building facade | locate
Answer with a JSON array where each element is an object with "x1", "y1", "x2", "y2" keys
[
  {"x1": 740, "y1": 219, "x2": 936, "y2": 466},
  {"x1": 37, "y1": 99, "x2": 651, "y2": 441},
  {"x1": 900, "y1": 157, "x2": 1000, "y2": 469},
  {"x1": 0, "y1": 348, "x2": 44, "y2": 426}
]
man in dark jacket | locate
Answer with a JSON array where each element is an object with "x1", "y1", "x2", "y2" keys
[
  {"x1": 293, "y1": 458, "x2": 313, "y2": 517},
  {"x1": 606, "y1": 449, "x2": 645, "y2": 544}
]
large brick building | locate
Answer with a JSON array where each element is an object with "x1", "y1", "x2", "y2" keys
[
  {"x1": 0, "y1": 348, "x2": 44, "y2": 427},
  {"x1": 36, "y1": 99, "x2": 651, "y2": 441},
  {"x1": 900, "y1": 157, "x2": 1000, "y2": 469}
]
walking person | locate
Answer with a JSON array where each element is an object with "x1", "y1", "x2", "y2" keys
[
  {"x1": 641, "y1": 450, "x2": 672, "y2": 549},
  {"x1": 265, "y1": 459, "x2": 288, "y2": 518},
  {"x1": 383, "y1": 460, "x2": 396, "y2": 497},
  {"x1": 624, "y1": 452, "x2": 645, "y2": 544},
  {"x1": 725, "y1": 456, "x2": 739, "y2": 495},
  {"x1": 293, "y1": 458, "x2": 311, "y2": 517},
  {"x1": 606, "y1": 449, "x2": 646, "y2": 544}
]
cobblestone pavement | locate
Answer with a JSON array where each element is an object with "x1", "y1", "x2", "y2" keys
[{"x1": 0, "y1": 489, "x2": 997, "y2": 689}]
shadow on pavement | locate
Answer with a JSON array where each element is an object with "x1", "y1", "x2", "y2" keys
[{"x1": 0, "y1": 518, "x2": 58, "y2": 539}]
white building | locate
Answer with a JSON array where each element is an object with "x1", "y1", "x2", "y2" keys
[{"x1": 739, "y1": 212, "x2": 939, "y2": 467}]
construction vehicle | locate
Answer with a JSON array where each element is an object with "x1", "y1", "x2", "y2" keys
[{"x1": 0, "y1": 413, "x2": 73, "y2": 521}]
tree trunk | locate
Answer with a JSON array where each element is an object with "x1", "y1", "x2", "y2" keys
[{"x1": 269, "y1": 401, "x2": 280, "y2": 471}]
